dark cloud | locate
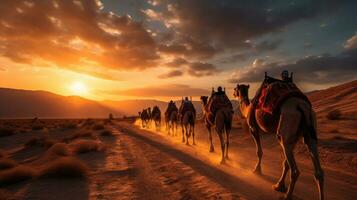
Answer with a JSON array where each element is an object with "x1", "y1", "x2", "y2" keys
[
  {"x1": 304, "y1": 42, "x2": 313, "y2": 49},
  {"x1": 0, "y1": 0, "x2": 159, "y2": 79},
  {"x1": 228, "y1": 48, "x2": 357, "y2": 84},
  {"x1": 254, "y1": 40, "x2": 282, "y2": 51},
  {"x1": 163, "y1": 58, "x2": 220, "y2": 77},
  {"x1": 149, "y1": 0, "x2": 347, "y2": 58},
  {"x1": 102, "y1": 84, "x2": 209, "y2": 97},
  {"x1": 157, "y1": 70, "x2": 183, "y2": 78}
]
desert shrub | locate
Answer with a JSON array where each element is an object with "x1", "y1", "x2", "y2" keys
[
  {"x1": 327, "y1": 110, "x2": 342, "y2": 120},
  {"x1": 0, "y1": 166, "x2": 35, "y2": 186},
  {"x1": 71, "y1": 140, "x2": 105, "y2": 154},
  {"x1": 100, "y1": 129, "x2": 113, "y2": 136},
  {"x1": 25, "y1": 137, "x2": 55, "y2": 148},
  {"x1": 0, "y1": 128, "x2": 15, "y2": 137},
  {"x1": 39, "y1": 157, "x2": 88, "y2": 178},
  {"x1": 60, "y1": 122, "x2": 77, "y2": 130},
  {"x1": 92, "y1": 123, "x2": 105, "y2": 130},
  {"x1": 65, "y1": 131, "x2": 95, "y2": 142},
  {"x1": 31, "y1": 124, "x2": 44, "y2": 130},
  {"x1": 47, "y1": 143, "x2": 70, "y2": 156},
  {"x1": 82, "y1": 118, "x2": 95, "y2": 127},
  {"x1": 0, "y1": 159, "x2": 17, "y2": 170}
]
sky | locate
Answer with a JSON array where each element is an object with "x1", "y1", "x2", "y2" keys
[{"x1": 0, "y1": 0, "x2": 356, "y2": 101}]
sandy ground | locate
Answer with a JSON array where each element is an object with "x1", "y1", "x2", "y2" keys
[{"x1": 0, "y1": 118, "x2": 356, "y2": 200}]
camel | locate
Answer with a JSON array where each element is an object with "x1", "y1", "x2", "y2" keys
[
  {"x1": 168, "y1": 110, "x2": 178, "y2": 136},
  {"x1": 181, "y1": 110, "x2": 195, "y2": 145},
  {"x1": 233, "y1": 84, "x2": 324, "y2": 200},
  {"x1": 139, "y1": 109, "x2": 150, "y2": 128},
  {"x1": 151, "y1": 106, "x2": 161, "y2": 131},
  {"x1": 179, "y1": 99, "x2": 196, "y2": 145},
  {"x1": 200, "y1": 96, "x2": 232, "y2": 163}
]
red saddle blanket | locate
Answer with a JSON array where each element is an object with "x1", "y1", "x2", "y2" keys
[{"x1": 258, "y1": 82, "x2": 309, "y2": 114}]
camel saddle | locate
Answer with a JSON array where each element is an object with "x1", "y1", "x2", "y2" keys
[
  {"x1": 257, "y1": 77, "x2": 310, "y2": 115},
  {"x1": 206, "y1": 93, "x2": 232, "y2": 124},
  {"x1": 179, "y1": 101, "x2": 196, "y2": 116},
  {"x1": 165, "y1": 104, "x2": 178, "y2": 117}
]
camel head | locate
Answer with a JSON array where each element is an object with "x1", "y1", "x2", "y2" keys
[
  {"x1": 233, "y1": 84, "x2": 249, "y2": 100},
  {"x1": 200, "y1": 96, "x2": 209, "y2": 105}
]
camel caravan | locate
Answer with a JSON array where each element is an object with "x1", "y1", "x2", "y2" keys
[{"x1": 137, "y1": 70, "x2": 324, "y2": 200}]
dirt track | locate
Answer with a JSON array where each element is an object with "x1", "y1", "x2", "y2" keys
[{"x1": 93, "y1": 121, "x2": 357, "y2": 200}]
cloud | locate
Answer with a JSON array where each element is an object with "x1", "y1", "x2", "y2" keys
[
  {"x1": 344, "y1": 33, "x2": 357, "y2": 50},
  {"x1": 163, "y1": 58, "x2": 220, "y2": 77},
  {"x1": 152, "y1": 0, "x2": 345, "y2": 58},
  {"x1": 228, "y1": 48, "x2": 357, "y2": 84},
  {"x1": 157, "y1": 70, "x2": 183, "y2": 78},
  {"x1": 0, "y1": 0, "x2": 158, "y2": 79},
  {"x1": 101, "y1": 84, "x2": 210, "y2": 97}
]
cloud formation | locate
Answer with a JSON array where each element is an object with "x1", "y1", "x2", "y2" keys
[
  {"x1": 0, "y1": 0, "x2": 158, "y2": 79},
  {"x1": 229, "y1": 48, "x2": 357, "y2": 84}
]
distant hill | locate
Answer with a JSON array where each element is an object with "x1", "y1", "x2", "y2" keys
[
  {"x1": 307, "y1": 80, "x2": 357, "y2": 119},
  {"x1": 1, "y1": 80, "x2": 355, "y2": 119},
  {"x1": 0, "y1": 88, "x2": 120, "y2": 118}
]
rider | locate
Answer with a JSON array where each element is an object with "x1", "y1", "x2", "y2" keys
[{"x1": 179, "y1": 97, "x2": 196, "y2": 120}]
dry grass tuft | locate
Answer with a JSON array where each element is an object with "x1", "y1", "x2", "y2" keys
[
  {"x1": 25, "y1": 137, "x2": 55, "y2": 149},
  {"x1": 39, "y1": 157, "x2": 88, "y2": 178},
  {"x1": 60, "y1": 122, "x2": 77, "y2": 130},
  {"x1": 71, "y1": 139, "x2": 105, "y2": 154},
  {"x1": 47, "y1": 143, "x2": 71, "y2": 156},
  {"x1": 100, "y1": 129, "x2": 114, "y2": 136},
  {"x1": 327, "y1": 110, "x2": 342, "y2": 120},
  {"x1": 69, "y1": 131, "x2": 95, "y2": 141},
  {"x1": 0, "y1": 166, "x2": 35, "y2": 186},
  {"x1": 92, "y1": 123, "x2": 105, "y2": 130},
  {"x1": 0, "y1": 128, "x2": 15, "y2": 137},
  {"x1": 0, "y1": 159, "x2": 17, "y2": 170}
]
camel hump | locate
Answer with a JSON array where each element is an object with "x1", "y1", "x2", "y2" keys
[{"x1": 258, "y1": 81, "x2": 310, "y2": 115}]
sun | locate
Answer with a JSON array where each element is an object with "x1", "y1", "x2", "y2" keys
[{"x1": 70, "y1": 81, "x2": 88, "y2": 95}]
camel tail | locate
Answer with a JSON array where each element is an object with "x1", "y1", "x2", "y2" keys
[{"x1": 297, "y1": 103, "x2": 318, "y2": 144}]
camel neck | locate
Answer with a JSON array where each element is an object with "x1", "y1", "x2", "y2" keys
[{"x1": 239, "y1": 96, "x2": 250, "y2": 118}]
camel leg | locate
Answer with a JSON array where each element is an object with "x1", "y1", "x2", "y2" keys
[
  {"x1": 225, "y1": 127, "x2": 230, "y2": 160},
  {"x1": 181, "y1": 124, "x2": 185, "y2": 143},
  {"x1": 306, "y1": 140, "x2": 324, "y2": 200},
  {"x1": 217, "y1": 132, "x2": 225, "y2": 164},
  {"x1": 185, "y1": 125, "x2": 189, "y2": 145},
  {"x1": 272, "y1": 158, "x2": 289, "y2": 193},
  {"x1": 192, "y1": 124, "x2": 196, "y2": 145},
  {"x1": 283, "y1": 144, "x2": 300, "y2": 200},
  {"x1": 250, "y1": 128, "x2": 263, "y2": 174},
  {"x1": 207, "y1": 124, "x2": 214, "y2": 152}
]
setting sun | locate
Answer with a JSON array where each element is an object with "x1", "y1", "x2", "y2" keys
[{"x1": 70, "y1": 81, "x2": 88, "y2": 95}]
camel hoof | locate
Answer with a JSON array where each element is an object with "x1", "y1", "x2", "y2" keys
[
  {"x1": 272, "y1": 184, "x2": 287, "y2": 193},
  {"x1": 283, "y1": 194, "x2": 292, "y2": 200},
  {"x1": 209, "y1": 147, "x2": 214, "y2": 153},
  {"x1": 253, "y1": 166, "x2": 262, "y2": 175},
  {"x1": 225, "y1": 156, "x2": 230, "y2": 160},
  {"x1": 220, "y1": 159, "x2": 226, "y2": 164},
  {"x1": 193, "y1": 142, "x2": 196, "y2": 146}
]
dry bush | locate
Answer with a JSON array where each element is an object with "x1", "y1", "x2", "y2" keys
[
  {"x1": 0, "y1": 159, "x2": 17, "y2": 170},
  {"x1": 82, "y1": 118, "x2": 95, "y2": 127},
  {"x1": 63, "y1": 131, "x2": 95, "y2": 143},
  {"x1": 100, "y1": 129, "x2": 114, "y2": 136},
  {"x1": 71, "y1": 140, "x2": 105, "y2": 154},
  {"x1": 60, "y1": 122, "x2": 77, "y2": 130},
  {"x1": 0, "y1": 128, "x2": 15, "y2": 137},
  {"x1": 327, "y1": 110, "x2": 342, "y2": 120},
  {"x1": 25, "y1": 137, "x2": 55, "y2": 149},
  {"x1": 92, "y1": 123, "x2": 105, "y2": 130},
  {"x1": 31, "y1": 124, "x2": 44, "y2": 130},
  {"x1": 39, "y1": 157, "x2": 88, "y2": 178},
  {"x1": 0, "y1": 166, "x2": 35, "y2": 186},
  {"x1": 47, "y1": 143, "x2": 71, "y2": 156}
]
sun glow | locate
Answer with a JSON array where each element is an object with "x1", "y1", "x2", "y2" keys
[{"x1": 70, "y1": 81, "x2": 88, "y2": 95}]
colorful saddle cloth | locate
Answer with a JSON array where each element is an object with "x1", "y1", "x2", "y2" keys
[{"x1": 257, "y1": 79, "x2": 309, "y2": 114}]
